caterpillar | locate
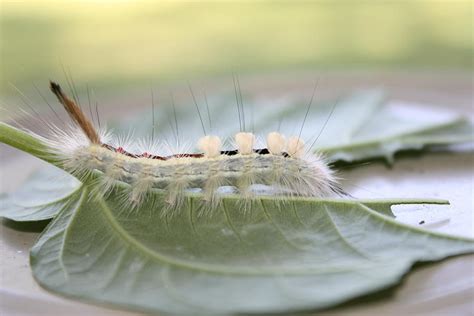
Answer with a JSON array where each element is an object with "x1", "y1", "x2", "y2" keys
[{"x1": 17, "y1": 81, "x2": 343, "y2": 213}]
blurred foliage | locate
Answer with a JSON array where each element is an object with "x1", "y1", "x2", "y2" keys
[{"x1": 0, "y1": 1, "x2": 472, "y2": 94}]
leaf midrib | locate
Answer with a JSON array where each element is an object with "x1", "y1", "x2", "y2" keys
[
  {"x1": 59, "y1": 189, "x2": 88, "y2": 281},
  {"x1": 90, "y1": 192, "x2": 473, "y2": 276},
  {"x1": 96, "y1": 195, "x2": 380, "y2": 276}
]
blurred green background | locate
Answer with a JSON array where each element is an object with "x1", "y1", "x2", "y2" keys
[{"x1": 0, "y1": 0, "x2": 472, "y2": 96}]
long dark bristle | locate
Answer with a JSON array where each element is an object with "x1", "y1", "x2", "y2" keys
[
  {"x1": 50, "y1": 81, "x2": 100, "y2": 144},
  {"x1": 50, "y1": 82, "x2": 63, "y2": 99}
]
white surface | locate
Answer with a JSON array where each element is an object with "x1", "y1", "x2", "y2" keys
[{"x1": 342, "y1": 152, "x2": 474, "y2": 239}]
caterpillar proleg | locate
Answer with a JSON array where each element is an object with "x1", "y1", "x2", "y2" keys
[{"x1": 18, "y1": 81, "x2": 343, "y2": 213}]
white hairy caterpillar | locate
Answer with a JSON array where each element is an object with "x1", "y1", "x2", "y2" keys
[{"x1": 14, "y1": 81, "x2": 343, "y2": 212}]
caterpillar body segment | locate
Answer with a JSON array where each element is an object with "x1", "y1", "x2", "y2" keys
[{"x1": 58, "y1": 134, "x2": 337, "y2": 207}]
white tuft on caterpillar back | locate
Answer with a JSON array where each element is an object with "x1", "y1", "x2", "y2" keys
[{"x1": 30, "y1": 81, "x2": 344, "y2": 214}]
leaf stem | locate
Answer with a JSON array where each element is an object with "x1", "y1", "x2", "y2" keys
[{"x1": 0, "y1": 122, "x2": 61, "y2": 167}]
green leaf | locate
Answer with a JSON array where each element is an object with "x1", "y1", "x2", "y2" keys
[
  {"x1": 30, "y1": 186, "x2": 473, "y2": 315},
  {"x1": 254, "y1": 91, "x2": 472, "y2": 164},
  {"x1": 0, "y1": 166, "x2": 81, "y2": 221},
  {"x1": 322, "y1": 118, "x2": 473, "y2": 164}
]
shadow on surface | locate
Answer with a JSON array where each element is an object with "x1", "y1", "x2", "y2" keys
[{"x1": 2, "y1": 218, "x2": 51, "y2": 233}]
